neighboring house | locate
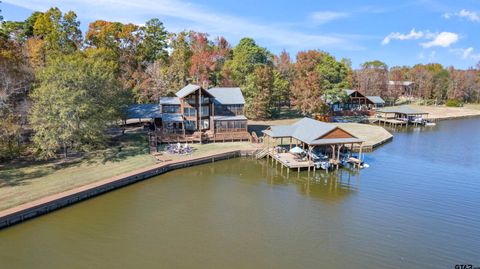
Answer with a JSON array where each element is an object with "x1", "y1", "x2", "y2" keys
[
  {"x1": 325, "y1": 89, "x2": 384, "y2": 111},
  {"x1": 127, "y1": 84, "x2": 250, "y2": 144},
  {"x1": 388, "y1": 81, "x2": 414, "y2": 96},
  {"x1": 366, "y1": 96, "x2": 385, "y2": 108}
]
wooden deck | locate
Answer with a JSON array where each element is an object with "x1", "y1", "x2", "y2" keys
[
  {"x1": 267, "y1": 152, "x2": 314, "y2": 170},
  {"x1": 370, "y1": 117, "x2": 408, "y2": 127},
  {"x1": 150, "y1": 131, "x2": 252, "y2": 145}
]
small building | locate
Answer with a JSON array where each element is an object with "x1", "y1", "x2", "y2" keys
[
  {"x1": 260, "y1": 117, "x2": 364, "y2": 170},
  {"x1": 366, "y1": 96, "x2": 385, "y2": 108},
  {"x1": 388, "y1": 81, "x2": 414, "y2": 96},
  {"x1": 126, "y1": 84, "x2": 251, "y2": 144},
  {"x1": 326, "y1": 89, "x2": 383, "y2": 112},
  {"x1": 376, "y1": 105, "x2": 429, "y2": 126}
]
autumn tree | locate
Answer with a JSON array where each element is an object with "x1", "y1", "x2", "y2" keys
[
  {"x1": 291, "y1": 50, "x2": 350, "y2": 115},
  {"x1": 29, "y1": 53, "x2": 125, "y2": 159},
  {"x1": 243, "y1": 65, "x2": 275, "y2": 119},
  {"x1": 273, "y1": 50, "x2": 293, "y2": 108},
  {"x1": 354, "y1": 60, "x2": 388, "y2": 96},
  {"x1": 189, "y1": 32, "x2": 214, "y2": 84}
]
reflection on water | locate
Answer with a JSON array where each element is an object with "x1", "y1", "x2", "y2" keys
[
  {"x1": 0, "y1": 118, "x2": 480, "y2": 269},
  {"x1": 257, "y1": 158, "x2": 359, "y2": 201}
]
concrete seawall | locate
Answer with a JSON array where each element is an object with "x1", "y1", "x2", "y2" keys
[{"x1": 0, "y1": 150, "x2": 256, "y2": 230}]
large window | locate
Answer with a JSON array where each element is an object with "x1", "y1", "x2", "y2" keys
[
  {"x1": 214, "y1": 104, "x2": 244, "y2": 116},
  {"x1": 201, "y1": 119, "x2": 209, "y2": 129},
  {"x1": 162, "y1": 105, "x2": 180, "y2": 114},
  {"x1": 184, "y1": 107, "x2": 196, "y2": 117},
  {"x1": 201, "y1": 106, "x2": 210, "y2": 117},
  {"x1": 184, "y1": 120, "x2": 196, "y2": 130}
]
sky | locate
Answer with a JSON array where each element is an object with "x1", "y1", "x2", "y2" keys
[{"x1": 2, "y1": 0, "x2": 480, "y2": 69}]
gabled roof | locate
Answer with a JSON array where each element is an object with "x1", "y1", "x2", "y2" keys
[
  {"x1": 176, "y1": 84, "x2": 215, "y2": 99},
  {"x1": 175, "y1": 84, "x2": 200, "y2": 98},
  {"x1": 126, "y1": 104, "x2": 161, "y2": 119},
  {"x1": 344, "y1": 89, "x2": 356, "y2": 96},
  {"x1": 160, "y1": 97, "x2": 180, "y2": 105},
  {"x1": 263, "y1": 117, "x2": 363, "y2": 145},
  {"x1": 377, "y1": 105, "x2": 428, "y2": 114},
  {"x1": 208, "y1": 87, "x2": 245, "y2": 105},
  {"x1": 366, "y1": 96, "x2": 385, "y2": 104}
]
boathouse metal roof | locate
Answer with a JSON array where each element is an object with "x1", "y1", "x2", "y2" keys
[
  {"x1": 377, "y1": 105, "x2": 428, "y2": 115},
  {"x1": 126, "y1": 104, "x2": 161, "y2": 119},
  {"x1": 366, "y1": 96, "x2": 385, "y2": 104},
  {"x1": 159, "y1": 97, "x2": 180, "y2": 105},
  {"x1": 208, "y1": 87, "x2": 245, "y2": 105},
  {"x1": 263, "y1": 117, "x2": 363, "y2": 145},
  {"x1": 212, "y1": 115, "x2": 248, "y2": 121}
]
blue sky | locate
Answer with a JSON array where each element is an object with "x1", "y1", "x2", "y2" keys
[{"x1": 2, "y1": 0, "x2": 480, "y2": 69}]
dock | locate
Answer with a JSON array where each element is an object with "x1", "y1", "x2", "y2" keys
[
  {"x1": 267, "y1": 151, "x2": 315, "y2": 173},
  {"x1": 370, "y1": 117, "x2": 408, "y2": 127}
]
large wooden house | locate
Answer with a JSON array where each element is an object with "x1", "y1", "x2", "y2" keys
[
  {"x1": 325, "y1": 89, "x2": 385, "y2": 112},
  {"x1": 127, "y1": 84, "x2": 251, "y2": 144}
]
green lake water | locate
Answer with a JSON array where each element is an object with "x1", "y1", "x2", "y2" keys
[{"x1": 0, "y1": 118, "x2": 479, "y2": 268}]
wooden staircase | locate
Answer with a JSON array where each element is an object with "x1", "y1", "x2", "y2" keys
[{"x1": 255, "y1": 148, "x2": 269, "y2": 159}]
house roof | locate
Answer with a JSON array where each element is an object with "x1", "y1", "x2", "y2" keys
[
  {"x1": 175, "y1": 84, "x2": 201, "y2": 98},
  {"x1": 388, "y1": 80, "x2": 414, "y2": 86},
  {"x1": 366, "y1": 96, "x2": 385, "y2": 104},
  {"x1": 344, "y1": 89, "x2": 356, "y2": 96},
  {"x1": 159, "y1": 97, "x2": 180, "y2": 105},
  {"x1": 377, "y1": 105, "x2": 428, "y2": 114},
  {"x1": 208, "y1": 87, "x2": 245, "y2": 105},
  {"x1": 263, "y1": 117, "x2": 363, "y2": 145},
  {"x1": 213, "y1": 115, "x2": 248, "y2": 121},
  {"x1": 126, "y1": 104, "x2": 161, "y2": 119}
]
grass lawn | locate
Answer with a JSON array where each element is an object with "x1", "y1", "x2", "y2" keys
[
  {"x1": 408, "y1": 104, "x2": 480, "y2": 119},
  {"x1": 0, "y1": 130, "x2": 257, "y2": 211}
]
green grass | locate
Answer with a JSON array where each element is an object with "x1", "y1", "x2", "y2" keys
[{"x1": 0, "y1": 132, "x2": 156, "y2": 211}]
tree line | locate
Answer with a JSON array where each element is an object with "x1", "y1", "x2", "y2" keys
[{"x1": 1, "y1": 6, "x2": 479, "y2": 160}]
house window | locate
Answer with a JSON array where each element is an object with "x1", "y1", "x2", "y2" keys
[
  {"x1": 184, "y1": 107, "x2": 196, "y2": 117},
  {"x1": 201, "y1": 119, "x2": 209, "y2": 129},
  {"x1": 201, "y1": 106, "x2": 210, "y2": 116},
  {"x1": 163, "y1": 105, "x2": 180, "y2": 113},
  {"x1": 184, "y1": 120, "x2": 196, "y2": 130}
]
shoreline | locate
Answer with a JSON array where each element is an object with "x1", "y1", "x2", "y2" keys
[{"x1": 0, "y1": 149, "x2": 257, "y2": 230}]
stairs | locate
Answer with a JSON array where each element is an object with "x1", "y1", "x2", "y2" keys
[{"x1": 255, "y1": 148, "x2": 269, "y2": 159}]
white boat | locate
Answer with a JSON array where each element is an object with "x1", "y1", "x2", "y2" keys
[
  {"x1": 425, "y1": 121, "x2": 436, "y2": 126},
  {"x1": 315, "y1": 161, "x2": 330, "y2": 170}
]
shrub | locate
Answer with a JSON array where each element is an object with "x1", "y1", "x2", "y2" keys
[{"x1": 445, "y1": 99, "x2": 463, "y2": 107}]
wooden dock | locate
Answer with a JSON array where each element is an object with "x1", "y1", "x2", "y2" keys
[
  {"x1": 267, "y1": 151, "x2": 315, "y2": 173},
  {"x1": 370, "y1": 117, "x2": 408, "y2": 127}
]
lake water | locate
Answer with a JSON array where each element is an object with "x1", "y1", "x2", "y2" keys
[{"x1": 1, "y1": 118, "x2": 479, "y2": 269}]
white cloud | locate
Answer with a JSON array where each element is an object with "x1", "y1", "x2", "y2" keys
[
  {"x1": 381, "y1": 28, "x2": 424, "y2": 45},
  {"x1": 420, "y1": 32, "x2": 459, "y2": 48},
  {"x1": 310, "y1": 11, "x2": 349, "y2": 24},
  {"x1": 450, "y1": 47, "x2": 480, "y2": 60},
  {"x1": 4, "y1": 0, "x2": 363, "y2": 51},
  {"x1": 443, "y1": 9, "x2": 480, "y2": 22}
]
